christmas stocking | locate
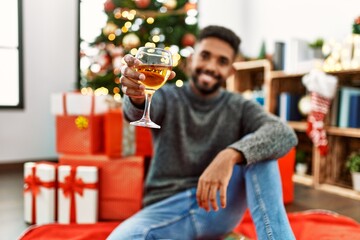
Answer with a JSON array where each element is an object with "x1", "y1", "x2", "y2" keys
[
  {"x1": 302, "y1": 69, "x2": 338, "y2": 156},
  {"x1": 306, "y1": 92, "x2": 331, "y2": 155}
]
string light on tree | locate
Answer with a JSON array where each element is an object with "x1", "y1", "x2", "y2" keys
[{"x1": 80, "y1": 0, "x2": 199, "y2": 95}]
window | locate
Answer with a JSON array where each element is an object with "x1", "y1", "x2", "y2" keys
[{"x1": 0, "y1": 0, "x2": 23, "y2": 109}]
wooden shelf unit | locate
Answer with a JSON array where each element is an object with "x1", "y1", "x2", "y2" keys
[{"x1": 228, "y1": 60, "x2": 360, "y2": 200}]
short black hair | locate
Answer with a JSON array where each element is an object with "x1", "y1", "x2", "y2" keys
[{"x1": 198, "y1": 25, "x2": 241, "y2": 55}]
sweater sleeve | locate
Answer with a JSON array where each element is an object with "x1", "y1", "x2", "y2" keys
[
  {"x1": 122, "y1": 88, "x2": 166, "y2": 124},
  {"x1": 122, "y1": 96, "x2": 145, "y2": 122},
  {"x1": 228, "y1": 99, "x2": 298, "y2": 165}
]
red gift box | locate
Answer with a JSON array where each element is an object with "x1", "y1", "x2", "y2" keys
[
  {"x1": 59, "y1": 154, "x2": 144, "y2": 220},
  {"x1": 278, "y1": 147, "x2": 296, "y2": 204},
  {"x1": 104, "y1": 109, "x2": 123, "y2": 158},
  {"x1": 104, "y1": 109, "x2": 153, "y2": 158},
  {"x1": 56, "y1": 94, "x2": 104, "y2": 154},
  {"x1": 135, "y1": 126, "x2": 153, "y2": 157}
]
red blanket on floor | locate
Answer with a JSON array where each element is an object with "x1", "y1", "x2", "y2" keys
[{"x1": 19, "y1": 210, "x2": 360, "y2": 240}]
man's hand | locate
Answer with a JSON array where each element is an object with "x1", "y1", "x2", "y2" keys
[
  {"x1": 196, "y1": 148, "x2": 243, "y2": 211},
  {"x1": 120, "y1": 54, "x2": 176, "y2": 105}
]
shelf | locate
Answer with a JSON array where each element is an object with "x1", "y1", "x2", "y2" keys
[
  {"x1": 271, "y1": 68, "x2": 360, "y2": 80},
  {"x1": 293, "y1": 174, "x2": 313, "y2": 186},
  {"x1": 317, "y1": 183, "x2": 360, "y2": 201},
  {"x1": 326, "y1": 127, "x2": 360, "y2": 138},
  {"x1": 288, "y1": 121, "x2": 360, "y2": 138},
  {"x1": 293, "y1": 176, "x2": 360, "y2": 201},
  {"x1": 232, "y1": 62, "x2": 360, "y2": 201},
  {"x1": 288, "y1": 121, "x2": 307, "y2": 132},
  {"x1": 233, "y1": 59, "x2": 271, "y2": 72}
]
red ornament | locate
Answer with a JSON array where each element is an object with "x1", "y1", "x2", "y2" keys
[
  {"x1": 185, "y1": 2, "x2": 197, "y2": 12},
  {"x1": 104, "y1": 0, "x2": 115, "y2": 12},
  {"x1": 181, "y1": 33, "x2": 196, "y2": 47},
  {"x1": 355, "y1": 16, "x2": 360, "y2": 25},
  {"x1": 135, "y1": 0, "x2": 151, "y2": 9}
]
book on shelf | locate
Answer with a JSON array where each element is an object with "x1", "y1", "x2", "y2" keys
[
  {"x1": 329, "y1": 89, "x2": 340, "y2": 126},
  {"x1": 278, "y1": 92, "x2": 303, "y2": 122},
  {"x1": 349, "y1": 94, "x2": 360, "y2": 128},
  {"x1": 273, "y1": 41, "x2": 285, "y2": 70},
  {"x1": 338, "y1": 86, "x2": 360, "y2": 128}
]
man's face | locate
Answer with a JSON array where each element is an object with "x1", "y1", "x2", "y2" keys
[{"x1": 189, "y1": 37, "x2": 235, "y2": 95}]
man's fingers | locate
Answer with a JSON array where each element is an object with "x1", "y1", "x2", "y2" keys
[
  {"x1": 121, "y1": 54, "x2": 145, "y2": 81},
  {"x1": 219, "y1": 184, "x2": 227, "y2": 209},
  {"x1": 168, "y1": 71, "x2": 176, "y2": 80},
  {"x1": 209, "y1": 185, "x2": 219, "y2": 211},
  {"x1": 120, "y1": 76, "x2": 144, "y2": 89},
  {"x1": 200, "y1": 182, "x2": 211, "y2": 211},
  {"x1": 121, "y1": 85, "x2": 144, "y2": 97},
  {"x1": 196, "y1": 184, "x2": 203, "y2": 207},
  {"x1": 123, "y1": 54, "x2": 142, "y2": 67},
  {"x1": 121, "y1": 65, "x2": 145, "y2": 81}
]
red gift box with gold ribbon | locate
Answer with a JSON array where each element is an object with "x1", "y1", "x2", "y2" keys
[
  {"x1": 23, "y1": 162, "x2": 57, "y2": 225},
  {"x1": 57, "y1": 165, "x2": 99, "y2": 224},
  {"x1": 58, "y1": 154, "x2": 144, "y2": 221},
  {"x1": 55, "y1": 93, "x2": 104, "y2": 154}
]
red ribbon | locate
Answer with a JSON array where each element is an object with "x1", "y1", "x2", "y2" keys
[
  {"x1": 58, "y1": 166, "x2": 98, "y2": 223},
  {"x1": 24, "y1": 166, "x2": 56, "y2": 224}
]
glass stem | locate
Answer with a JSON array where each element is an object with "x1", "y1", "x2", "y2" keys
[{"x1": 142, "y1": 90, "x2": 154, "y2": 123}]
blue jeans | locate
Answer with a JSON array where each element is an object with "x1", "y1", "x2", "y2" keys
[{"x1": 107, "y1": 160, "x2": 295, "y2": 240}]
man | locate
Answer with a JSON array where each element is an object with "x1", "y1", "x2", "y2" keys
[{"x1": 108, "y1": 25, "x2": 297, "y2": 239}]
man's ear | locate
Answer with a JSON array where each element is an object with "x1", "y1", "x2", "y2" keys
[
  {"x1": 185, "y1": 54, "x2": 193, "y2": 75},
  {"x1": 188, "y1": 54, "x2": 193, "y2": 65},
  {"x1": 230, "y1": 65, "x2": 236, "y2": 75},
  {"x1": 228, "y1": 64, "x2": 236, "y2": 77}
]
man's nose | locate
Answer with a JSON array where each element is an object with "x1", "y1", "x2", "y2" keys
[{"x1": 204, "y1": 58, "x2": 218, "y2": 71}]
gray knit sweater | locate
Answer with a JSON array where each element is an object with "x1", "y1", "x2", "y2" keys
[{"x1": 123, "y1": 82, "x2": 298, "y2": 206}]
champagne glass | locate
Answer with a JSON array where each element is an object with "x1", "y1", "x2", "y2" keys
[{"x1": 130, "y1": 47, "x2": 173, "y2": 129}]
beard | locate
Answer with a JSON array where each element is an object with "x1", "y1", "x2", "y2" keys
[{"x1": 191, "y1": 69, "x2": 224, "y2": 95}]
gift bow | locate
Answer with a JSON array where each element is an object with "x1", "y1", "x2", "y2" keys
[
  {"x1": 75, "y1": 116, "x2": 89, "y2": 130},
  {"x1": 59, "y1": 167, "x2": 98, "y2": 223},
  {"x1": 24, "y1": 166, "x2": 56, "y2": 224}
]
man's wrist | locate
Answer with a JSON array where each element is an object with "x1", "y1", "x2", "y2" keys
[
  {"x1": 130, "y1": 97, "x2": 145, "y2": 108},
  {"x1": 228, "y1": 148, "x2": 246, "y2": 165}
]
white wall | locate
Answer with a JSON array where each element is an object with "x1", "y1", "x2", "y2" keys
[
  {"x1": 198, "y1": 1, "x2": 246, "y2": 43},
  {"x1": 199, "y1": 0, "x2": 360, "y2": 58},
  {"x1": 0, "y1": 0, "x2": 359, "y2": 163},
  {"x1": 0, "y1": 0, "x2": 77, "y2": 163}
]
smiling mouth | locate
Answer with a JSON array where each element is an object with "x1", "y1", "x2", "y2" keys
[
  {"x1": 196, "y1": 69, "x2": 221, "y2": 82},
  {"x1": 199, "y1": 73, "x2": 215, "y2": 83}
]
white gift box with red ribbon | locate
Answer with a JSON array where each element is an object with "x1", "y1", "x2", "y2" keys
[
  {"x1": 57, "y1": 165, "x2": 98, "y2": 224},
  {"x1": 23, "y1": 162, "x2": 57, "y2": 224},
  {"x1": 50, "y1": 92, "x2": 110, "y2": 116}
]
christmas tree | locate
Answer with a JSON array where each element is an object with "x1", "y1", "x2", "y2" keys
[
  {"x1": 353, "y1": 16, "x2": 360, "y2": 34},
  {"x1": 79, "y1": 0, "x2": 199, "y2": 99}
]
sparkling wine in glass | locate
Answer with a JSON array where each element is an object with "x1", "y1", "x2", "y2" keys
[{"x1": 130, "y1": 47, "x2": 173, "y2": 129}]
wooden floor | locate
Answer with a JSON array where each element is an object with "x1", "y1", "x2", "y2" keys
[{"x1": 1, "y1": 163, "x2": 360, "y2": 240}]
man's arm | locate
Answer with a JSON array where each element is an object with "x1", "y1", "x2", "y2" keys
[
  {"x1": 196, "y1": 98, "x2": 298, "y2": 212},
  {"x1": 228, "y1": 99, "x2": 298, "y2": 165}
]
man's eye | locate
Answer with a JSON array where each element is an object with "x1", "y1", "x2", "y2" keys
[
  {"x1": 201, "y1": 53, "x2": 210, "y2": 59},
  {"x1": 219, "y1": 58, "x2": 229, "y2": 65}
]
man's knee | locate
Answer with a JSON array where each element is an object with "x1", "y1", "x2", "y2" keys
[{"x1": 107, "y1": 222, "x2": 149, "y2": 240}]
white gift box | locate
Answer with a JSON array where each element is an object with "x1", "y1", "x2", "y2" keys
[
  {"x1": 23, "y1": 162, "x2": 57, "y2": 224},
  {"x1": 57, "y1": 165, "x2": 98, "y2": 224},
  {"x1": 51, "y1": 92, "x2": 110, "y2": 115}
]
